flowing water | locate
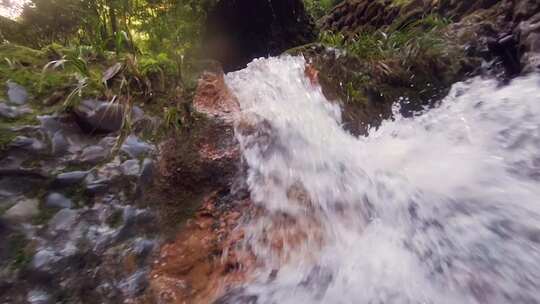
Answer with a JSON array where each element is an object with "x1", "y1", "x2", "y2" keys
[{"x1": 223, "y1": 56, "x2": 540, "y2": 304}]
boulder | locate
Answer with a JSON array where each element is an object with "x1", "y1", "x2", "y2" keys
[
  {"x1": 26, "y1": 289, "x2": 51, "y2": 304},
  {"x1": 45, "y1": 192, "x2": 73, "y2": 209},
  {"x1": 3, "y1": 198, "x2": 39, "y2": 222},
  {"x1": 121, "y1": 135, "x2": 153, "y2": 159},
  {"x1": 52, "y1": 171, "x2": 88, "y2": 188},
  {"x1": 6, "y1": 80, "x2": 29, "y2": 105},
  {"x1": 121, "y1": 159, "x2": 141, "y2": 177},
  {"x1": 0, "y1": 102, "x2": 31, "y2": 118},
  {"x1": 73, "y1": 99, "x2": 134, "y2": 134},
  {"x1": 80, "y1": 145, "x2": 108, "y2": 164}
]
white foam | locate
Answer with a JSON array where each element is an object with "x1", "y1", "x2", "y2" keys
[{"x1": 225, "y1": 56, "x2": 540, "y2": 303}]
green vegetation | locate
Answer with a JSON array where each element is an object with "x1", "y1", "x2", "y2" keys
[
  {"x1": 0, "y1": 0, "x2": 209, "y2": 137},
  {"x1": 314, "y1": 14, "x2": 463, "y2": 104},
  {"x1": 303, "y1": 0, "x2": 343, "y2": 20},
  {"x1": 1, "y1": 0, "x2": 206, "y2": 56},
  {"x1": 319, "y1": 14, "x2": 452, "y2": 74},
  {"x1": 7, "y1": 232, "x2": 33, "y2": 269},
  {"x1": 288, "y1": 13, "x2": 470, "y2": 134}
]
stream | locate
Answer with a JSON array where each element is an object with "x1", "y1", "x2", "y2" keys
[{"x1": 220, "y1": 56, "x2": 540, "y2": 304}]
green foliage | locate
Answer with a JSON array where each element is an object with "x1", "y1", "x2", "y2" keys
[
  {"x1": 319, "y1": 14, "x2": 452, "y2": 68},
  {"x1": 139, "y1": 53, "x2": 176, "y2": 76},
  {"x1": 163, "y1": 106, "x2": 182, "y2": 130},
  {"x1": 308, "y1": 13, "x2": 465, "y2": 113},
  {"x1": 1, "y1": 0, "x2": 205, "y2": 60},
  {"x1": 41, "y1": 53, "x2": 94, "y2": 107},
  {"x1": 6, "y1": 232, "x2": 32, "y2": 269},
  {"x1": 303, "y1": 0, "x2": 343, "y2": 20},
  {"x1": 0, "y1": 127, "x2": 16, "y2": 153}
]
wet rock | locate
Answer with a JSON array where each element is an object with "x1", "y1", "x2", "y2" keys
[
  {"x1": 517, "y1": 11, "x2": 540, "y2": 72},
  {"x1": 132, "y1": 105, "x2": 145, "y2": 122},
  {"x1": 9, "y1": 136, "x2": 44, "y2": 152},
  {"x1": 85, "y1": 181, "x2": 109, "y2": 194},
  {"x1": 80, "y1": 145, "x2": 108, "y2": 164},
  {"x1": 45, "y1": 192, "x2": 73, "y2": 209},
  {"x1": 193, "y1": 72, "x2": 239, "y2": 122},
  {"x1": 3, "y1": 198, "x2": 39, "y2": 222},
  {"x1": 51, "y1": 131, "x2": 69, "y2": 155},
  {"x1": 214, "y1": 289, "x2": 258, "y2": 304},
  {"x1": 121, "y1": 135, "x2": 153, "y2": 158},
  {"x1": 0, "y1": 102, "x2": 31, "y2": 118},
  {"x1": 6, "y1": 80, "x2": 29, "y2": 105},
  {"x1": 121, "y1": 159, "x2": 140, "y2": 177},
  {"x1": 52, "y1": 171, "x2": 88, "y2": 188},
  {"x1": 27, "y1": 289, "x2": 51, "y2": 304},
  {"x1": 139, "y1": 158, "x2": 153, "y2": 186},
  {"x1": 131, "y1": 238, "x2": 155, "y2": 261},
  {"x1": 47, "y1": 209, "x2": 78, "y2": 234},
  {"x1": 86, "y1": 157, "x2": 123, "y2": 186},
  {"x1": 0, "y1": 174, "x2": 48, "y2": 200},
  {"x1": 31, "y1": 248, "x2": 61, "y2": 271},
  {"x1": 73, "y1": 99, "x2": 125, "y2": 134},
  {"x1": 119, "y1": 270, "x2": 148, "y2": 297}
]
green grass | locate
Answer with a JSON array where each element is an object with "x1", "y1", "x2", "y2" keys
[{"x1": 320, "y1": 14, "x2": 451, "y2": 64}]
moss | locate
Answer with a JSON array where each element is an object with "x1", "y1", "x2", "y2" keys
[
  {"x1": 0, "y1": 204, "x2": 11, "y2": 216},
  {"x1": 106, "y1": 209, "x2": 124, "y2": 228},
  {"x1": 7, "y1": 232, "x2": 33, "y2": 270},
  {"x1": 63, "y1": 185, "x2": 91, "y2": 208},
  {"x1": 0, "y1": 111, "x2": 41, "y2": 153},
  {"x1": 0, "y1": 59, "x2": 72, "y2": 104},
  {"x1": 0, "y1": 43, "x2": 46, "y2": 68},
  {"x1": 31, "y1": 206, "x2": 57, "y2": 226},
  {"x1": 0, "y1": 127, "x2": 16, "y2": 153}
]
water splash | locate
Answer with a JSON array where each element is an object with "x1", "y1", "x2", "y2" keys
[{"x1": 225, "y1": 56, "x2": 540, "y2": 304}]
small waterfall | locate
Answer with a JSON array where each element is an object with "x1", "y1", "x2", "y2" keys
[{"x1": 224, "y1": 55, "x2": 540, "y2": 303}]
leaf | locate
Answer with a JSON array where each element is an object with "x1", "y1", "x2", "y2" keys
[{"x1": 102, "y1": 62, "x2": 123, "y2": 84}]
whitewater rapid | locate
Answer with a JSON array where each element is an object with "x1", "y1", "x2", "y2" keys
[{"x1": 224, "y1": 56, "x2": 540, "y2": 304}]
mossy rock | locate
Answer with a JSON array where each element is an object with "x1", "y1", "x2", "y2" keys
[{"x1": 289, "y1": 41, "x2": 475, "y2": 135}]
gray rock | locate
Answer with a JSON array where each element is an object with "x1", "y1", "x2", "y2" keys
[
  {"x1": 136, "y1": 158, "x2": 154, "y2": 195},
  {"x1": 121, "y1": 159, "x2": 140, "y2": 176},
  {"x1": 121, "y1": 135, "x2": 153, "y2": 158},
  {"x1": 47, "y1": 209, "x2": 78, "y2": 233},
  {"x1": 74, "y1": 99, "x2": 126, "y2": 133},
  {"x1": 3, "y1": 198, "x2": 39, "y2": 222},
  {"x1": 9, "y1": 136, "x2": 44, "y2": 152},
  {"x1": 85, "y1": 181, "x2": 109, "y2": 194},
  {"x1": 0, "y1": 102, "x2": 31, "y2": 118},
  {"x1": 98, "y1": 136, "x2": 117, "y2": 149},
  {"x1": 51, "y1": 131, "x2": 69, "y2": 155},
  {"x1": 0, "y1": 102, "x2": 17, "y2": 118},
  {"x1": 131, "y1": 238, "x2": 156, "y2": 261},
  {"x1": 80, "y1": 145, "x2": 108, "y2": 164},
  {"x1": 31, "y1": 248, "x2": 61, "y2": 271},
  {"x1": 119, "y1": 270, "x2": 148, "y2": 297},
  {"x1": 7, "y1": 80, "x2": 29, "y2": 105},
  {"x1": 132, "y1": 106, "x2": 145, "y2": 122},
  {"x1": 45, "y1": 192, "x2": 73, "y2": 209},
  {"x1": 27, "y1": 289, "x2": 51, "y2": 304},
  {"x1": 53, "y1": 171, "x2": 88, "y2": 187},
  {"x1": 8, "y1": 136, "x2": 34, "y2": 148},
  {"x1": 140, "y1": 158, "x2": 153, "y2": 184},
  {"x1": 38, "y1": 115, "x2": 62, "y2": 134}
]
